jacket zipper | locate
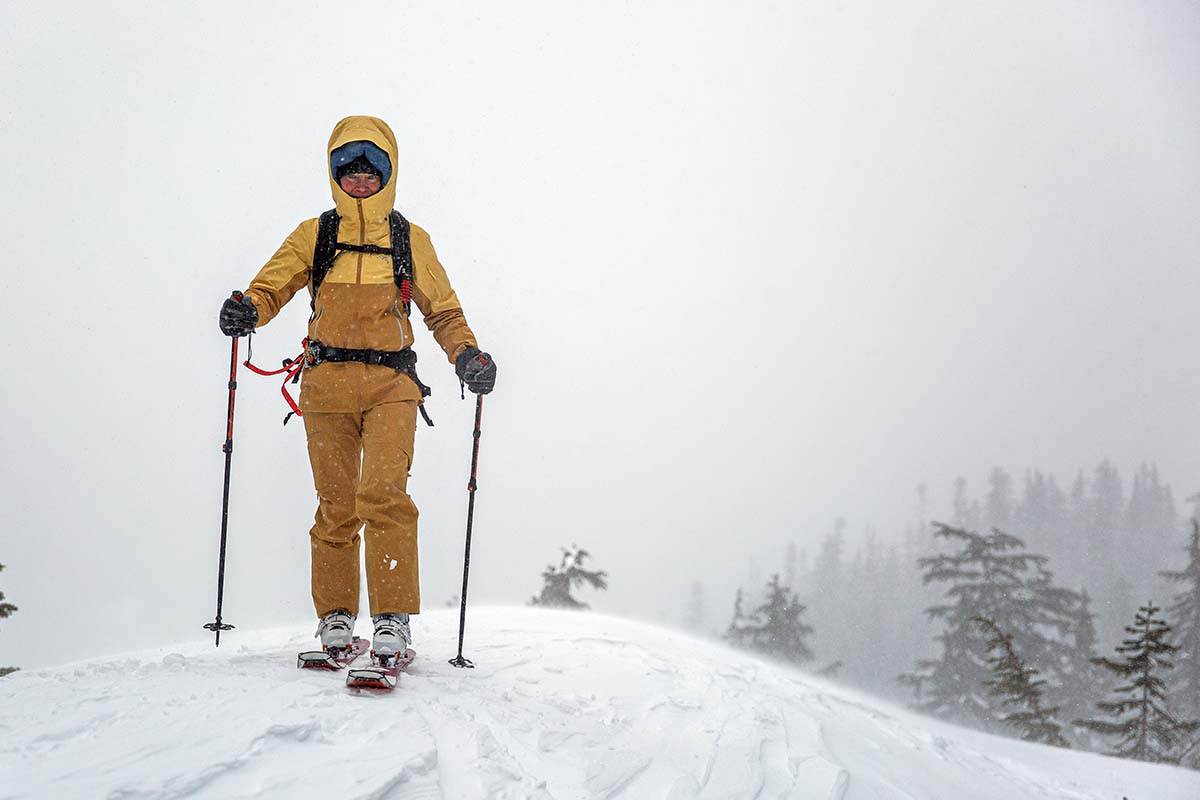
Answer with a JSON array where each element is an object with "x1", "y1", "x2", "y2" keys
[
  {"x1": 355, "y1": 200, "x2": 365, "y2": 284},
  {"x1": 311, "y1": 301, "x2": 325, "y2": 340},
  {"x1": 391, "y1": 296, "x2": 407, "y2": 350},
  {"x1": 349, "y1": 200, "x2": 405, "y2": 349}
]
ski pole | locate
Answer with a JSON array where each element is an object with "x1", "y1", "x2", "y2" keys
[
  {"x1": 450, "y1": 393, "x2": 485, "y2": 668},
  {"x1": 204, "y1": 290, "x2": 244, "y2": 646}
]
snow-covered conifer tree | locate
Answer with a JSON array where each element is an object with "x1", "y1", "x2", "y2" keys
[
  {"x1": 744, "y1": 574, "x2": 814, "y2": 664},
  {"x1": 724, "y1": 587, "x2": 755, "y2": 647},
  {"x1": 1160, "y1": 520, "x2": 1200, "y2": 723},
  {"x1": 0, "y1": 563, "x2": 16, "y2": 677},
  {"x1": 529, "y1": 546, "x2": 608, "y2": 609},
  {"x1": 952, "y1": 477, "x2": 982, "y2": 531},
  {"x1": 1074, "y1": 601, "x2": 1200, "y2": 764},
  {"x1": 984, "y1": 467, "x2": 1016, "y2": 531},
  {"x1": 976, "y1": 617, "x2": 1069, "y2": 748},
  {"x1": 1058, "y1": 588, "x2": 1105, "y2": 745},
  {"x1": 900, "y1": 524, "x2": 1077, "y2": 731},
  {"x1": 806, "y1": 521, "x2": 847, "y2": 671}
]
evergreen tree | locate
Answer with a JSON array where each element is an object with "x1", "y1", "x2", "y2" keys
[
  {"x1": 1127, "y1": 464, "x2": 1177, "y2": 556},
  {"x1": 1060, "y1": 588, "x2": 1104, "y2": 735},
  {"x1": 684, "y1": 580, "x2": 709, "y2": 634},
  {"x1": 529, "y1": 546, "x2": 608, "y2": 609},
  {"x1": 1015, "y1": 470, "x2": 1048, "y2": 541},
  {"x1": 975, "y1": 617, "x2": 1069, "y2": 747},
  {"x1": 984, "y1": 467, "x2": 1016, "y2": 531},
  {"x1": 1188, "y1": 492, "x2": 1200, "y2": 529},
  {"x1": 952, "y1": 477, "x2": 982, "y2": 531},
  {"x1": 1089, "y1": 461, "x2": 1128, "y2": 632},
  {"x1": 900, "y1": 524, "x2": 1076, "y2": 731},
  {"x1": 806, "y1": 520, "x2": 847, "y2": 669},
  {"x1": 816, "y1": 660, "x2": 844, "y2": 678},
  {"x1": 1074, "y1": 601, "x2": 1200, "y2": 764},
  {"x1": 1161, "y1": 520, "x2": 1200, "y2": 722},
  {"x1": 883, "y1": 540, "x2": 931, "y2": 702},
  {"x1": 1091, "y1": 461, "x2": 1125, "y2": 546},
  {"x1": 1016, "y1": 471, "x2": 1068, "y2": 573},
  {"x1": 1063, "y1": 472, "x2": 1090, "y2": 590},
  {"x1": 742, "y1": 574, "x2": 814, "y2": 664},
  {"x1": 839, "y1": 529, "x2": 890, "y2": 691},
  {"x1": 724, "y1": 587, "x2": 751, "y2": 646},
  {"x1": 0, "y1": 563, "x2": 17, "y2": 678},
  {"x1": 916, "y1": 482, "x2": 929, "y2": 538},
  {"x1": 812, "y1": 520, "x2": 846, "y2": 600}
]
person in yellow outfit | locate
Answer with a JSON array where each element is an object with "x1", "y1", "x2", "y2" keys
[{"x1": 218, "y1": 115, "x2": 497, "y2": 657}]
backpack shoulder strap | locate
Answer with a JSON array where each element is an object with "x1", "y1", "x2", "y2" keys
[
  {"x1": 389, "y1": 211, "x2": 414, "y2": 313},
  {"x1": 311, "y1": 209, "x2": 340, "y2": 307},
  {"x1": 310, "y1": 210, "x2": 413, "y2": 313}
]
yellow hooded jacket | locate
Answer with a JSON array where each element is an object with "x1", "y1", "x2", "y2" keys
[{"x1": 243, "y1": 116, "x2": 477, "y2": 413}]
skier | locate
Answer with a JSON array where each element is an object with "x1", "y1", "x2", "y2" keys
[{"x1": 218, "y1": 115, "x2": 496, "y2": 660}]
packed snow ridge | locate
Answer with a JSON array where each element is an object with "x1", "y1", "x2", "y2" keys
[{"x1": 1, "y1": 607, "x2": 1196, "y2": 799}]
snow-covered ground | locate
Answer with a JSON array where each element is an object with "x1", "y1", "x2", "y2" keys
[{"x1": 1, "y1": 608, "x2": 1195, "y2": 799}]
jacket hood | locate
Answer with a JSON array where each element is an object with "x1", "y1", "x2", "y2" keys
[{"x1": 327, "y1": 115, "x2": 398, "y2": 222}]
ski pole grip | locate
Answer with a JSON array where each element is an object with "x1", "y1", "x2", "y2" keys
[{"x1": 231, "y1": 290, "x2": 244, "y2": 301}]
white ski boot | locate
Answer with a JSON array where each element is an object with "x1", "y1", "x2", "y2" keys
[
  {"x1": 315, "y1": 609, "x2": 356, "y2": 650},
  {"x1": 371, "y1": 613, "x2": 412, "y2": 657}
]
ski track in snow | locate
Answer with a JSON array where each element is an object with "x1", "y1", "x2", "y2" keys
[{"x1": 1, "y1": 608, "x2": 1197, "y2": 800}]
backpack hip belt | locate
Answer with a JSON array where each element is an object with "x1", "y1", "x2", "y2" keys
[{"x1": 304, "y1": 338, "x2": 434, "y2": 426}]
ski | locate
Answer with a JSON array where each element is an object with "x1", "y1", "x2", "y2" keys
[
  {"x1": 296, "y1": 636, "x2": 370, "y2": 670},
  {"x1": 346, "y1": 648, "x2": 416, "y2": 692}
]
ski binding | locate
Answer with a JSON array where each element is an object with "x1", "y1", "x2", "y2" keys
[
  {"x1": 346, "y1": 648, "x2": 416, "y2": 691},
  {"x1": 297, "y1": 636, "x2": 369, "y2": 670}
]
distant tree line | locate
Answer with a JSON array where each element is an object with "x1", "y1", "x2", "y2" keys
[{"x1": 709, "y1": 461, "x2": 1200, "y2": 769}]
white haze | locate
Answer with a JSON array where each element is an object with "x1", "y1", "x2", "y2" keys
[{"x1": 1, "y1": 1, "x2": 1198, "y2": 669}]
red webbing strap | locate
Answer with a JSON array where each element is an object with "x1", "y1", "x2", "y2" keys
[{"x1": 242, "y1": 336, "x2": 306, "y2": 423}]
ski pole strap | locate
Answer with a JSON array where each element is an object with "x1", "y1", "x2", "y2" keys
[
  {"x1": 304, "y1": 339, "x2": 435, "y2": 426},
  {"x1": 242, "y1": 334, "x2": 306, "y2": 425}
]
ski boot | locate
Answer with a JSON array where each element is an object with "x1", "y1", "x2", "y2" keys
[
  {"x1": 316, "y1": 609, "x2": 356, "y2": 650},
  {"x1": 371, "y1": 613, "x2": 412, "y2": 662},
  {"x1": 297, "y1": 610, "x2": 362, "y2": 669}
]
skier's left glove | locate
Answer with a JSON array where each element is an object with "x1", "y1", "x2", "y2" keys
[{"x1": 455, "y1": 346, "x2": 497, "y2": 394}]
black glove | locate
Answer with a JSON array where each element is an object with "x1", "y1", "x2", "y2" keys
[
  {"x1": 455, "y1": 346, "x2": 497, "y2": 394},
  {"x1": 219, "y1": 294, "x2": 258, "y2": 337}
]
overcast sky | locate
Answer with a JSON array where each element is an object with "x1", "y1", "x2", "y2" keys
[{"x1": 1, "y1": 1, "x2": 1198, "y2": 667}]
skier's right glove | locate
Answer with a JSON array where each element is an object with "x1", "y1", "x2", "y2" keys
[
  {"x1": 219, "y1": 294, "x2": 258, "y2": 337},
  {"x1": 455, "y1": 346, "x2": 497, "y2": 394}
]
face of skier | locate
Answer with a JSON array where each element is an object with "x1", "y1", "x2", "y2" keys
[{"x1": 339, "y1": 172, "x2": 383, "y2": 199}]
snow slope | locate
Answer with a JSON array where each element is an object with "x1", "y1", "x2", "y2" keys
[{"x1": 1, "y1": 608, "x2": 1195, "y2": 800}]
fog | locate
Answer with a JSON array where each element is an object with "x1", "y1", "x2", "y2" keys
[{"x1": 1, "y1": 1, "x2": 1198, "y2": 671}]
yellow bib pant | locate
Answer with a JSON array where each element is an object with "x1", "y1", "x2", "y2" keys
[{"x1": 304, "y1": 400, "x2": 420, "y2": 617}]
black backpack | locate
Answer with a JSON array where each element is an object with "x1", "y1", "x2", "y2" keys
[{"x1": 311, "y1": 209, "x2": 414, "y2": 312}]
